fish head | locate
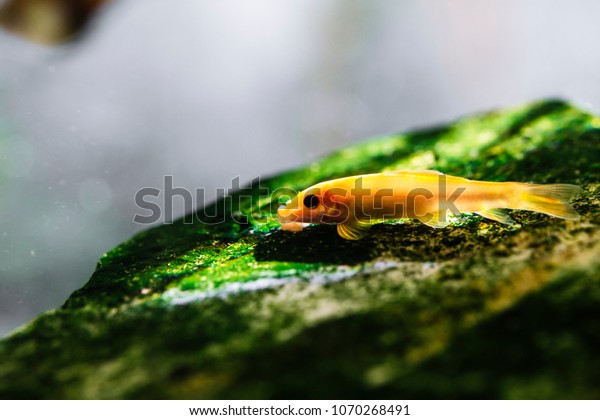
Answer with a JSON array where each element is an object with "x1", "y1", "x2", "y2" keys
[{"x1": 277, "y1": 186, "x2": 346, "y2": 231}]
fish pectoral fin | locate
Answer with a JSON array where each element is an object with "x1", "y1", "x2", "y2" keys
[
  {"x1": 337, "y1": 219, "x2": 370, "y2": 240},
  {"x1": 476, "y1": 209, "x2": 514, "y2": 225},
  {"x1": 417, "y1": 212, "x2": 451, "y2": 228}
]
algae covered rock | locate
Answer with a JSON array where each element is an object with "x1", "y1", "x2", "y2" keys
[{"x1": 0, "y1": 99, "x2": 599, "y2": 398}]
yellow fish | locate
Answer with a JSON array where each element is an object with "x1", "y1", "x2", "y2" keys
[{"x1": 277, "y1": 170, "x2": 581, "y2": 240}]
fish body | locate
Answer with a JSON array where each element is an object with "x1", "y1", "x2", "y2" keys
[{"x1": 277, "y1": 170, "x2": 581, "y2": 240}]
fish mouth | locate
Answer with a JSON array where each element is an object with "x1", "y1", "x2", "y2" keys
[
  {"x1": 280, "y1": 221, "x2": 309, "y2": 232},
  {"x1": 277, "y1": 206, "x2": 298, "y2": 224},
  {"x1": 278, "y1": 206, "x2": 309, "y2": 232}
]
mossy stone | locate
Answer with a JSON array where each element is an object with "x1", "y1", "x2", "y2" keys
[{"x1": 0, "y1": 99, "x2": 599, "y2": 398}]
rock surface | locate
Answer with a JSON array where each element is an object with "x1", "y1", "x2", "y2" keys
[{"x1": 0, "y1": 99, "x2": 599, "y2": 399}]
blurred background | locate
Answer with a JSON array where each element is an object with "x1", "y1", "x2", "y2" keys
[{"x1": 1, "y1": 0, "x2": 600, "y2": 336}]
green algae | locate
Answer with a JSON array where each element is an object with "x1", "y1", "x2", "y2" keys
[{"x1": 0, "y1": 99, "x2": 599, "y2": 399}]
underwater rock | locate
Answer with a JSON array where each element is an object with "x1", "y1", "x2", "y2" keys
[
  {"x1": 0, "y1": 0, "x2": 110, "y2": 44},
  {"x1": 0, "y1": 99, "x2": 599, "y2": 398}
]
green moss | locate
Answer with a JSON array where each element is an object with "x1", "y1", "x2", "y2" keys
[{"x1": 0, "y1": 99, "x2": 599, "y2": 398}]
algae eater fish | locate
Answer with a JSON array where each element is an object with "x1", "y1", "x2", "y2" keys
[{"x1": 277, "y1": 170, "x2": 581, "y2": 240}]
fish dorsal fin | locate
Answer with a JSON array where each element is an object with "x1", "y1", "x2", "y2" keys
[
  {"x1": 337, "y1": 219, "x2": 371, "y2": 240},
  {"x1": 476, "y1": 209, "x2": 514, "y2": 225},
  {"x1": 384, "y1": 169, "x2": 443, "y2": 176},
  {"x1": 417, "y1": 212, "x2": 451, "y2": 228}
]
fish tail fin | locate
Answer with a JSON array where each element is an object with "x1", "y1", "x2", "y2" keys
[{"x1": 517, "y1": 183, "x2": 582, "y2": 219}]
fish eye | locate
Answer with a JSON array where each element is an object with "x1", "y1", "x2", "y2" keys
[{"x1": 303, "y1": 194, "x2": 320, "y2": 209}]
